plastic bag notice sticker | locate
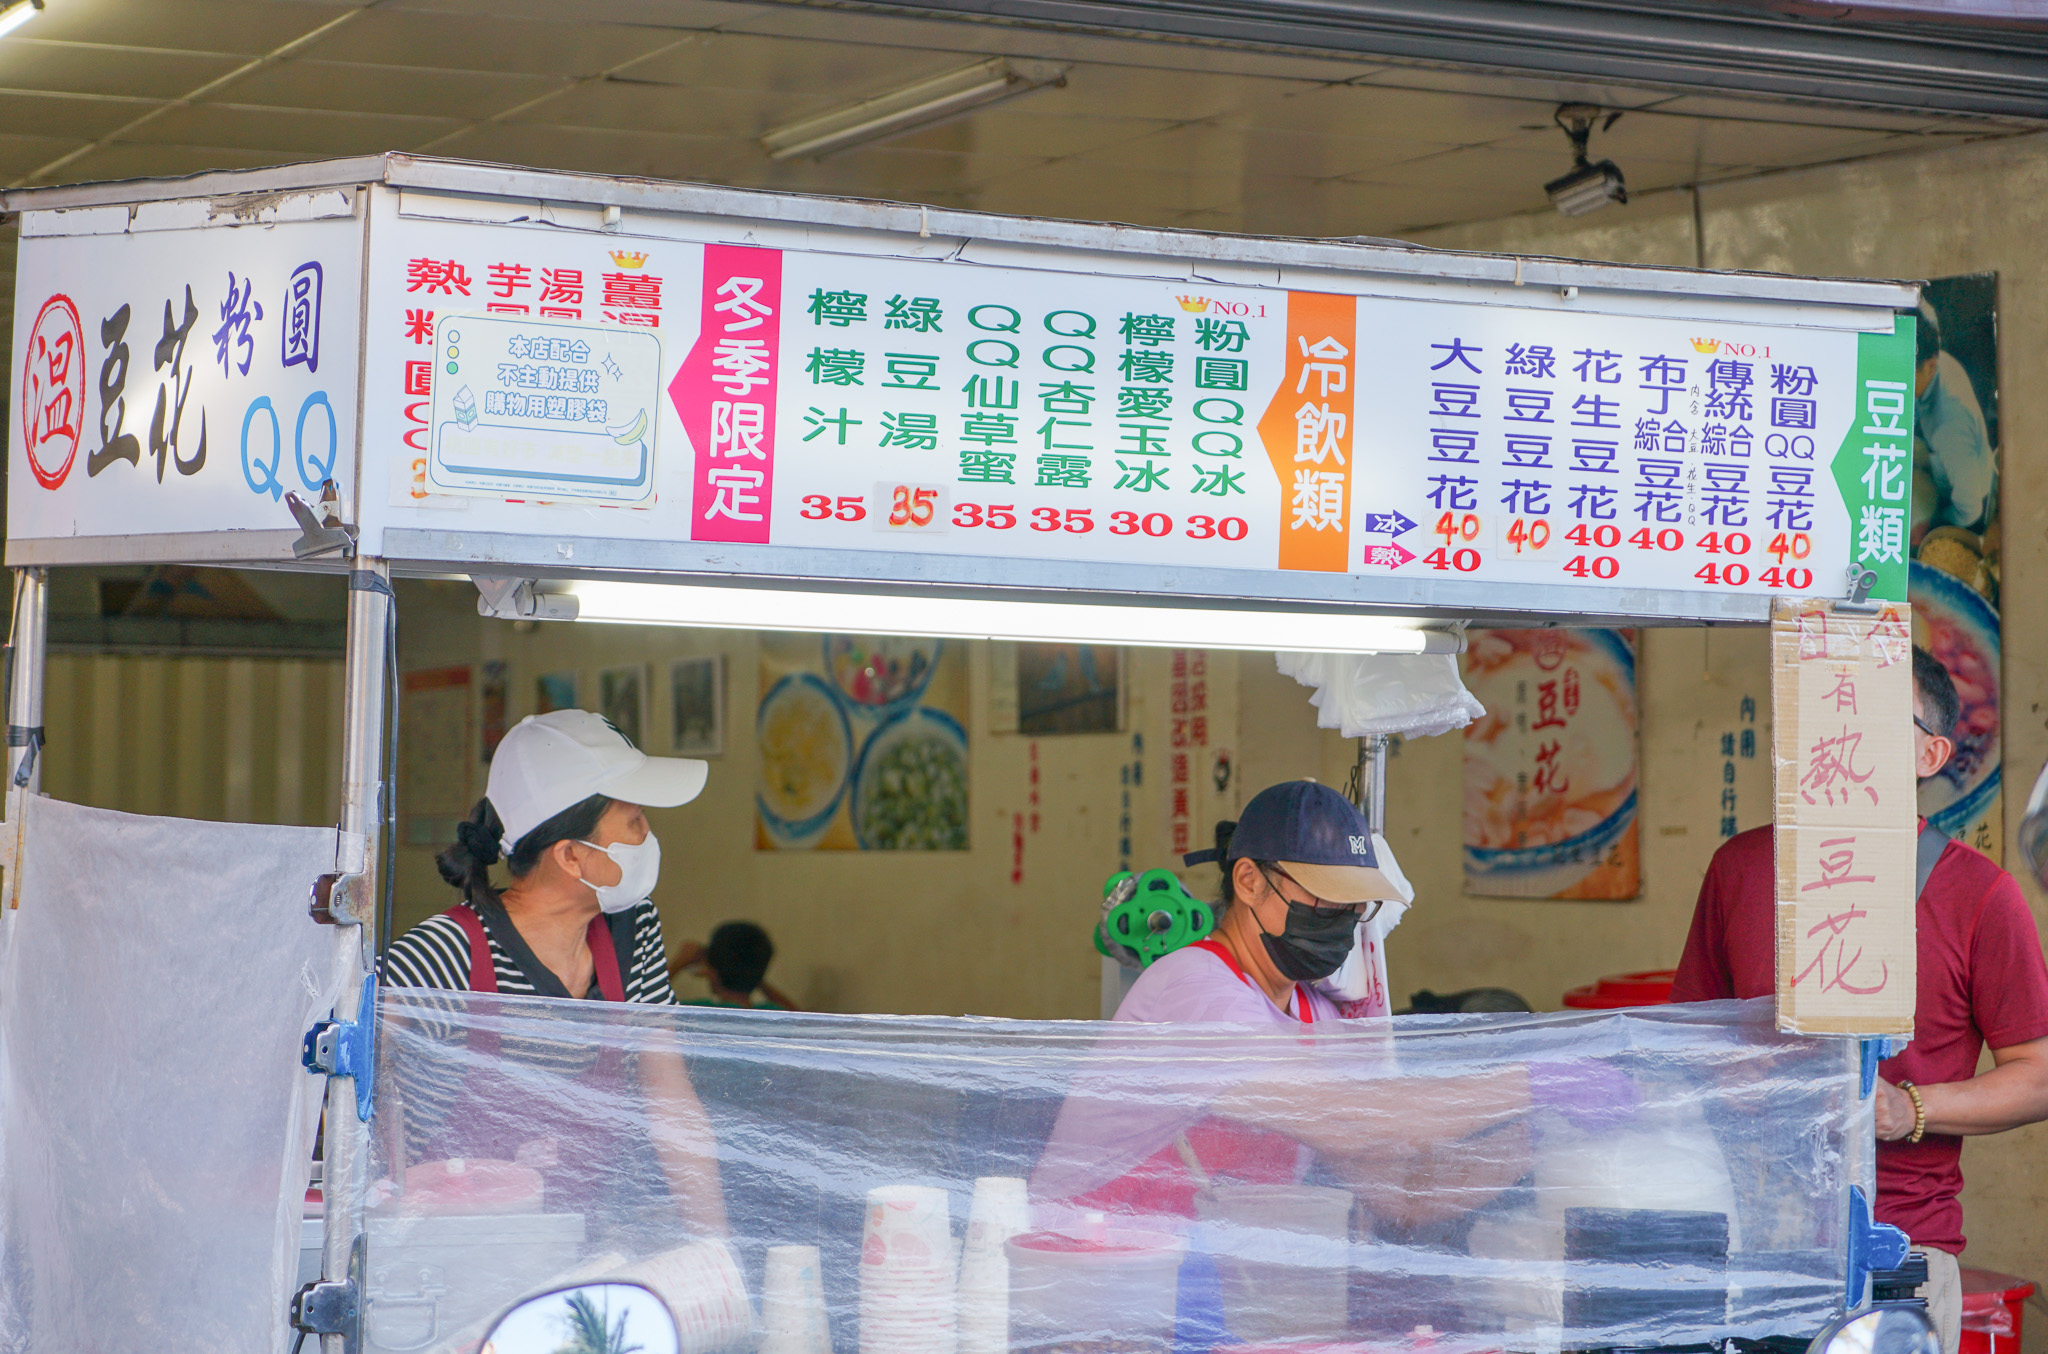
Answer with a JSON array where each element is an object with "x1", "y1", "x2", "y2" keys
[
  {"x1": 1771, "y1": 597, "x2": 1917, "y2": 1036},
  {"x1": 427, "y1": 312, "x2": 661, "y2": 502}
]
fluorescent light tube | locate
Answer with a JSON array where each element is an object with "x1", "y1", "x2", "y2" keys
[
  {"x1": 762, "y1": 57, "x2": 1068, "y2": 161},
  {"x1": 543, "y1": 580, "x2": 1458, "y2": 656},
  {"x1": 0, "y1": 0, "x2": 43, "y2": 40}
]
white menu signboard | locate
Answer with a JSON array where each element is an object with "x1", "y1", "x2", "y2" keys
[
  {"x1": 355, "y1": 201, "x2": 1913, "y2": 611},
  {"x1": 10, "y1": 172, "x2": 1913, "y2": 622}
]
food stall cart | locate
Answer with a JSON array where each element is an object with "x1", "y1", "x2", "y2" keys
[{"x1": 1, "y1": 154, "x2": 1923, "y2": 1354}]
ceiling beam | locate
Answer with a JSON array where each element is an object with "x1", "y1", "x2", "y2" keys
[{"x1": 741, "y1": 0, "x2": 2048, "y2": 121}]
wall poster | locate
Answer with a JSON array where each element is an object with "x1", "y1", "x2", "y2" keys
[
  {"x1": 401, "y1": 665, "x2": 474, "y2": 847},
  {"x1": 1462, "y1": 629, "x2": 1640, "y2": 900},
  {"x1": 756, "y1": 634, "x2": 968, "y2": 851},
  {"x1": 1909, "y1": 275, "x2": 2000, "y2": 857}
]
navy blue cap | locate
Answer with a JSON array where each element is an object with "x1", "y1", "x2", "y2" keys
[{"x1": 1183, "y1": 780, "x2": 1400, "y2": 904}]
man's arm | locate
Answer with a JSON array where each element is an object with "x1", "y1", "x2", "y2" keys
[{"x1": 1875, "y1": 1038, "x2": 2048, "y2": 1140}]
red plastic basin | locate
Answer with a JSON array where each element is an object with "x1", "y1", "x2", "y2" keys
[
  {"x1": 1959, "y1": 1267, "x2": 2036, "y2": 1354},
  {"x1": 1562, "y1": 969, "x2": 1678, "y2": 1010}
]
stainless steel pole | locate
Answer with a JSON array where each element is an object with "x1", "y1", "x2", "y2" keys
[
  {"x1": 1363, "y1": 734, "x2": 1389, "y2": 837},
  {"x1": 8, "y1": 567, "x2": 48, "y2": 794},
  {"x1": 321, "y1": 557, "x2": 390, "y2": 1353},
  {"x1": 2, "y1": 568, "x2": 49, "y2": 915}
]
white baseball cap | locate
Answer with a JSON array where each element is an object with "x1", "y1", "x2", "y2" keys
[{"x1": 488, "y1": 709, "x2": 708, "y2": 852}]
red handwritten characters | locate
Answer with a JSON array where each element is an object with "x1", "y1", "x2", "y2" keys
[
  {"x1": 1793, "y1": 834, "x2": 1887, "y2": 995},
  {"x1": 1800, "y1": 726, "x2": 1879, "y2": 806},
  {"x1": 22, "y1": 295, "x2": 85, "y2": 489},
  {"x1": 1824, "y1": 674, "x2": 1858, "y2": 714}
]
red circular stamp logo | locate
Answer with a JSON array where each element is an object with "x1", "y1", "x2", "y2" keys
[{"x1": 20, "y1": 295, "x2": 86, "y2": 490}]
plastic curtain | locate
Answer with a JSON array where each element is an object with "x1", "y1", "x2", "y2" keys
[
  {"x1": 372, "y1": 992, "x2": 1867, "y2": 1354},
  {"x1": 0, "y1": 797, "x2": 350, "y2": 1354}
]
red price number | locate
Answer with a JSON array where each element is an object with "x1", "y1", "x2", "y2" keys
[
  {"x1": 1502, "y1": 517, "x2": 1552, "y2": 556},
  {"x1": 800, "y1": 494, "x2": 868, "y2": 522},
  {"x1": 1693, "y1": 562, "x2": 1753, "y2": 586},
  {"x1": 1564, "y1": 554, "x2": 1620, "y2": 580},
  {"x1": 1628, "y1": 527, "x2": 1685, "y2": 551},
  {"x1": 1758, "y1": 566, "x2": 1815, "y2": 590},
  {"x1": 1566, "y1": 524, "x2": 1621, "y2": 549},
  {"x1": 1767, "y1": 531, "x2": 1813, "y2": 564},
  {"x1": 1696, "y1": 532, "x2": 1752, "y2": 555},
  {"x1": 1186, "y1": 515, "x2": 1248, "y2": 541},
  {"x1": 1434, "y1": 511, "x2": 1481, "y2": 546},
  {"x1": 886, "y1": 484, "x2": 938, "y2": 528},
  {"x1": 1035, "y1": 507, "x2": 1095, "y2": 533},
  {"x1": 953, "y1": 503, "x2": 1018, "y2": 529},
  {"x1": 1424, "y1": 547, "x2": 1481, "y2": 572}
]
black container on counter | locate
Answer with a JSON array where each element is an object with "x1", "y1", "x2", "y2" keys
[{"x1": 1564, "y1": 1207, "x2": 1731, "y2": 1339}]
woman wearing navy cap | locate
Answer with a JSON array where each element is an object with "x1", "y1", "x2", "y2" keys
[
  {"x1": 1120, "y1": 779, "x2": 1397, "y2": 1028},
  {"x1": 1034, "y1": 780, "x2": 1635, "y2": 1224}
]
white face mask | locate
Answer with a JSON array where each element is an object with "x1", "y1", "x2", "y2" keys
[{"x1": 574, "y1": 833, "x2": 661, "y2": 914}]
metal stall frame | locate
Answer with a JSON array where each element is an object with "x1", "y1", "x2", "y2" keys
[{"x1": 0, "y1": 154, "x2": 1926, "y2": 1350}]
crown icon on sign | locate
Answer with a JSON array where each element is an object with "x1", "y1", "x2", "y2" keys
[
  {"x1": 1175, "y1": 296, "x2": 1211, "y2": 313},
  {"x1": 608, "y1": 250, "x2": 649, "y2": 269},
  {"x1": 1689, "y1": 338, "x2": 1721, "y2": 353}
]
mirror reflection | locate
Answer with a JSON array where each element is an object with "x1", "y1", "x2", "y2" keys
[{"x1": 481, "y1": 1282, "x2": 680, "y2": 1354}]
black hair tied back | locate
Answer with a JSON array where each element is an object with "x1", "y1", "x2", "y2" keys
[{"x1": 438, "y1": 797, "x2": 508, "y2": 913}]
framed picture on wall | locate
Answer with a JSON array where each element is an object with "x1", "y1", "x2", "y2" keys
[
  {"x1": 671, "y1": 656, "x2": 725, "y2": 757},
  {"x1": 536, "y1": 671, "x2": 578, "y2": 715},
  {"x1": 598, "y1": 664, "x2": 648, "y2": 749}
]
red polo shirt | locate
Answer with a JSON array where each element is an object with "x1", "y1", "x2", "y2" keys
[{"x1": 1672, "y1": 825, "x2": 2048, "y2": 1254}]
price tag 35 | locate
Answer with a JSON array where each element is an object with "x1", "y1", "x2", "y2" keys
[{"x1": 873, "y1": 482, "x2": 948, "y2": 532}]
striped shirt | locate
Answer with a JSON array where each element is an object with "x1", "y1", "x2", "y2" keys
[
  {"x1": 382, "y1": 899, "x2": 677, "y2": 1004},
  {"x1": 379, "y1": 900, "x2": 675, "y2": 1161}
]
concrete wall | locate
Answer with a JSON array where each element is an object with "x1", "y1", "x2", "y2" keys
[{"x1": 1406, "y1": 132, "x2": 2048, "y2": 1287}]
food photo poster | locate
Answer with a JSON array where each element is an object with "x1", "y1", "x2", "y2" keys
[
  {"x1": 755, "y1": 634, "x2": 970, "y2": 851},
  {"x1": 1911, "y1": 274, "x2": 2001, "y2": 856}
]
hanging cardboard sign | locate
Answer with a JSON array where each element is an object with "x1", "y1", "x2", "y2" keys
[{"x1": 1771, "y1": 597, "x2": 1917, "y2": 1036}]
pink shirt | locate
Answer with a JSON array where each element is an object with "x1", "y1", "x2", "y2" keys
[
  {"x1": 1033, "y1": 942, "x2": 1338, "y2": 1215},
  {"x1": 1114, "y1": 942, "x2": 1342, "y2": 1026}
]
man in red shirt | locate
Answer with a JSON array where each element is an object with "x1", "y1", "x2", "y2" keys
[{"x1": 1673, "y1": 648, "x2": 2048, "y2": 1354}]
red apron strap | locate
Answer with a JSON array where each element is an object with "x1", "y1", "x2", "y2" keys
[
  {"x1": 447, "y1": 905, "x2": 499, "y2": 994},
  {"x1": 1189, "y1": 938, "x2": 1312, "y2": 1023},
  {"x1": 587, "y1": 914, "x2": 628, "y2": 1003}
]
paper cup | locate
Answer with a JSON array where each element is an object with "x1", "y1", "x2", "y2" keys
[
  {"x1": 762, "y1": 1244, "x2": 832, "y2": 1354},
  {"x1": 862, "y1": 1186, "x2": 957, "y2": 1354},
  {"x1": 614, "y1": 1239, "x2": 753, "y2": 1354}
]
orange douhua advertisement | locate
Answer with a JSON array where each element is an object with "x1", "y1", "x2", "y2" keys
[{"x1": 1258, "y1": 291, "x2": 1355, "y2": 572}]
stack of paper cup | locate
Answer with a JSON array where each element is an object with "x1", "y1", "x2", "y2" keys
[
  {"x1": 613, "y1": 1238, "x2": 754, "y2": 1354},
  {"x1": 861, "y1": 1185, "x2": 957, "y2": 1354},
  {"x1": 958, "y1": 1178, "x2": 1030, "y2": 1354},
  {"x1": 762, "y1": 1244, "x2": 834, "y2": 1354}
]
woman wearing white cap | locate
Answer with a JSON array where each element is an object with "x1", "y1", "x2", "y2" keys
[{"x1": 382, "y1": 709, "x2": 725, "y2": 1235}]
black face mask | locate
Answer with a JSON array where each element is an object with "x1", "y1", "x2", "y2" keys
[{"x1": 1259, "y1": 899, "x2": 1359, "y2": 983}]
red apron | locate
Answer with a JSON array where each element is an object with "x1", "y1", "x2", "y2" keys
[
  {"x1": 438, "y1": 905, "x2": 640, "y2": 1220},
  {"x1": 1075, "y1": 939, "x2": 1313, "y2": 1218}
]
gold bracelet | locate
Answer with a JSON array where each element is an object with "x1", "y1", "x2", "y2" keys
[{"x1": 1900, "y1": 1081, "x2": 1927, "y2": 1144}]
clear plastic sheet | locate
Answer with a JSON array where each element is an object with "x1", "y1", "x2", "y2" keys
[
  {"x1": 373, "y1": 992, "x2": 1867, "y2": 1354},
  {"x1": 0, "y1": 796, "x2": 350, "y2": 1354},
  {"x1": 1273, "y1": 652, "x2": 1485, "y2": 740}
]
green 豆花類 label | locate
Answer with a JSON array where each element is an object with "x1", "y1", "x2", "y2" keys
[{"x1": 1830, "y1": 313, "x2": 1918, "y2": 604}]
